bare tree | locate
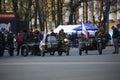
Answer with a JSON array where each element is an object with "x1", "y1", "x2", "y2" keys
[{"x1": 0, "y1": 0, "x2": 119, "y2": 32}]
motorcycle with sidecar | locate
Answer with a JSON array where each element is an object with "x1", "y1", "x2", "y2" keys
[
  {"x1": 79, "y1": 34, "x2": 110, "y2": 55},
  {"x1": 20, "y1": 36, "x2": 70, "y2": 56},
  {"x1": 40, "y1": 36, "x2": 70, "y2": 56}
]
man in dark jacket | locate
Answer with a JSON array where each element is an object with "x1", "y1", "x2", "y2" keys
[
  {"x1": 0, "y1": 32, "x2": 5, "y2": 56},
  {"x1": 50, "y1": 29, "x2": 56, "y2": 37},
  {"x1": 6, "y1": 32, "x2": 14, "y2": 56},
  {"x1": 112, "y1": 26, "x2": 119, "y2": 54}
]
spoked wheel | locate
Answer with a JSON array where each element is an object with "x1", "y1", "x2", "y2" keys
[
  {"x1": 97, "y1": 43, "x2": 102, "y2": 55},
  {"x1": 66, "y1": 46, "x2": 69, "y2": 56},
  {"x1": 0, "y1": 44, "x2": 4, "y2": 56},
  {"x1": 40, "y1": 50, "x2": 45, "y2": 56},
  {"x1": 58, "y1": 51, "x2": 62, "y2": 56},
  {"x1": 40, "y1": 46, "x2": 45, "y2": 56},
  {"x1": 79, "y1": 49, "x2": 82, "y2": 55},
  {"x1": 85, "y1": 49, "x2": 88, "y2": 54},
  {"x1": 21, "y1": 45, "x2": 29, "y2": 56},
  {"x1": 49, "y1": 51, "x2": 55, "y2": 56},
  {"x1": 8, "y1": 47, "x2": 14, "y2": 56}
]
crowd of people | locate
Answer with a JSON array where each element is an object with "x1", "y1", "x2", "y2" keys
[
  {"x1": 0, "y1": 25, "x2": 119, "y2": 57},
  {"x1": 0, "y1": 29, "x2": 43, "y2": 57}
]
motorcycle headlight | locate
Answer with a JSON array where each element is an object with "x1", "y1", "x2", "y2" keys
[
  {"x1": 64, "y1": 38, "x2": 68, "y2": 42},
  {"x1": 42, "y1": 42, "x2": 46, "y2": 46}
]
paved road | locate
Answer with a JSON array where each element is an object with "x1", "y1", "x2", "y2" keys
[{"x1": 0, "y1": 46, "x2": 120, "y2": 80}]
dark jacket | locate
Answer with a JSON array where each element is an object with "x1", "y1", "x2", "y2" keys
[{"x1": 112, "y1": 28, "x2": 119, "y2": 38}]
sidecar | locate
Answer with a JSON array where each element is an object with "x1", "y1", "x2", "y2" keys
[
  {"x1": 40, "y1": 36, "x2": 70, "y2": 56},
  {"x1": 79, "y1": 35, "x2": 107, "y2": 55}
]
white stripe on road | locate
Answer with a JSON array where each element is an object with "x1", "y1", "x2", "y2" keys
[{"x1": 0, "y1": 62, "x2": 120, "y2": 65}]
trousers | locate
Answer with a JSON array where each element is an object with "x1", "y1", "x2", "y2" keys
[{"x1": 113, "y1": 38, "x2": 119, "y2": 53}]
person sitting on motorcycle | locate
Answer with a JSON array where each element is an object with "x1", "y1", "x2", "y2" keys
[
  {"x1": 47, "y1": 34, "x2": 56, "y2": 42},
  {"x1": 33, "y1": 29, "x2": 43, "y2": 43},
  {"x1": 50, "y1": 29, "x2": 56, "y2": 37},
  {"x1": 56, "y1": 29, "x2": 68, "y2": 41},
  {"x1": 6, "y1": 32, "x2": 14, "y2": 56},
  {"x1": 56, "y1": 29, "x2": 69, "y2": 46},
  {"x1": 95, "y1": 27, "x2": 109, "y2": 48},
  {"x1": 95, "y1": 27, "x2": 105, "y2": 38}
]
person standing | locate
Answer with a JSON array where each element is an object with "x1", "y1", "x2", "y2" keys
[
  {"x1": 6, "y1": 32, "x2": 14, "y2": 56},
  {"x1": 16, "y1": 31, "x2": 26, "y2": 56},
  {"x1": 95, "y1": 27, "x2": 105, "y2": 37},
  {"x1": 56, "y1": 29, "x2": 67, "y2": 41},
  {"x1": 112, "y1": 26, "x2": 119, "y2": 54},
  {"x1": 0, "y1": 32, "x2": 5, "y2": 56}
]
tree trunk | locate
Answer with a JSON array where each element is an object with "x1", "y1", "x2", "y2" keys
[
  {"x1": 12, "y1": 0, "x2": 18, "y2": 13},
  {"x1": 102, "y1": 0, "x2": 110, "y2": 33},
  {"x1": 24, "y1": 0, "x2": 32, "y2": 21},
  {"x1": 68, "y1": 0, "x2": 74, "y2": 24},
  {"x1": 34, "y1": 0, "x2": 38, "y2": 29},
  {"x1": 85, "y1": 0, "x2": 88, "y2": 23},
  {"x1": 57, "y1": 0, "x2": 60, "y2": 26},
  {"x1": 0, "y1": 0, "x2": 2, "y2": 12}
]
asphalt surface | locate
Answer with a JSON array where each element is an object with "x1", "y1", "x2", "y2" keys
[{"x1": 0, "y1": 46, "x2": 120, "y2": 80}]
